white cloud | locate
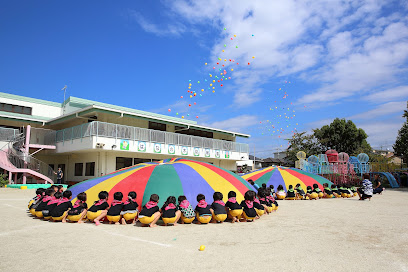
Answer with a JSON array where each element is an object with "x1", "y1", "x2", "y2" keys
[
  {"x1": 359, "y1": 119, "x2": 405, "y2": 148},
  {"x1": 350, "y1": 101, "x2": 407, "y2": 119},
  {"x1": 300, "y1": 21, "x2": 408, "y2": 104},
  {"x1": 365, "y1": 86, "x2": 408, "y2": 102},
  {"x1": 328, "y1": 32, "x2": 353, "y2": 58},
  {"x1": 166, "y1": 0, "x2": 408, "y2": 108},
  {"x1": 305, "y1": 118, "x2": 334, "y2": 129},
  {"x1": 133, "y1": 0, "x2": 408, "y2": 135},
  {"x1": 202, "y1": 114, "x2": 258, "y2": 132}
]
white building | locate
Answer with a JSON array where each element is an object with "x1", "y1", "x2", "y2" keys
[{"x1": 0, "y1": 92, "x2": 249, "y2": 184}]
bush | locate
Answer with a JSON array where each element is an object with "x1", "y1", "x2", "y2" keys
[{"x1": 0, "y1": 174, "x2": 9, "y2": 187}]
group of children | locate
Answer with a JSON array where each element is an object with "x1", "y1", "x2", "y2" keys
[
  {"x1": 249, "y1": 181, "x2": 358, "y2": 201},
  {"x1": 28, "y1": 185, "x2": 280, "y2": 227}
]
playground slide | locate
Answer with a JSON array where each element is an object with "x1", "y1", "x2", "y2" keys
[
  {"x1": 379, "y1": 172, "x2": 399, "y2": 188},
  {"x1": 0, "y1": 150, "x2": 53, "y2": 184}
]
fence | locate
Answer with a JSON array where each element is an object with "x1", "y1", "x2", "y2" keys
[
  {"x1": 54, "y1": 121, "x2": 249, "y2": 153},
  {"x1": 0, "y1": 127, "x2": 19, "y2": 141}
]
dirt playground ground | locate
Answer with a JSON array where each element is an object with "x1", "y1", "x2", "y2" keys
[{"x1": 0, "y1": 188, "x2": 407, "y2": 272}]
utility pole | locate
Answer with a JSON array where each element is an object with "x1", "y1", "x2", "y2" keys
[
  {"x1": 253, "y1": 145, "x2": 255, "y2": 170},
  {"x1": 61, "y1": 85, "x2": 67, "y2": 114}
]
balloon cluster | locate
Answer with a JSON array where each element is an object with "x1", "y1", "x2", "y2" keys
[
  {"x1": 166, "y1": 27, "x2": 255, "y2": 119},
  {"x1": 251, "y1": 81, "x2": 308, "y2": 148}
]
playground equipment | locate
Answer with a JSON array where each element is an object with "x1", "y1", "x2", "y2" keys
[
  {"x1": 306, "y1": 155, "x2": 319, "y2": 174},
  {"x1": 295, "y1": 151, "x2": 307, "y2": 170},
  {"x1": 296, "y1": 150, "x2": 372, "y2": 186},
  {"x1": 296, "y1": 149, "x2": 404, "y2": 187},
  {"x1": 370, "y1": 172, "x2": 399, "y2": 188}
]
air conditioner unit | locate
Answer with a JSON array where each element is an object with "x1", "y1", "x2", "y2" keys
[{"x1": 96, "y1": 143, "x2": 105, "y2": 148}]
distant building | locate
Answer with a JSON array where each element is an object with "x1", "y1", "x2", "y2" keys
[
  {"x1": 273, "y1": 151, "x2": 287, "y2": 160},
  {"x1": 385, "y1": 152, "x2": 403, "y2": 165},
  {"x1": 236, "y1": 155, "x2": 263, "y2": 172},
  {"x1": 372, "y1": 149, "x2": 393, "y2": 156}
]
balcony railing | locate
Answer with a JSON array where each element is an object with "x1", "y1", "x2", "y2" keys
[
  {"x1": 55, "y1": 121, "x2": 249, "y2": 153},
  {"x1": 0, "y1": 127, "x2": 20, "y2": 142}
]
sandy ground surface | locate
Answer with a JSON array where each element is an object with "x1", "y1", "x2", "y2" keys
[{"x1": 0, "y1": 188, "x2": 407, "y2": 272}]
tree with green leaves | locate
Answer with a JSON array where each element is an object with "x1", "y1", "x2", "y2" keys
[
  {"x1": 313, "y1": 118, "x2": 371, "y2": 155},
  {"x1": 393, "y1": 102, "x2": 408, "y2": 164},
  {"x1": 286, "y1": 132, "x2": 325, "y2": 162}
]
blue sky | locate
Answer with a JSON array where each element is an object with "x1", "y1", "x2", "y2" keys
[{"x1": 1, "y1": 1, "x2": 408, "y2": 157}]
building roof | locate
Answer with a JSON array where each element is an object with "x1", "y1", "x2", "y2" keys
[
  {"x1": 249, "y1": 155, "x2": 263, "y2": 162},
  {"x1": 0, "y1": 92, "x2": 61, "y2": 107},
  {"x1": 0, "y1": 92, "x2": 250, "y2": 138},
  {"x1": 263, "y1": 157, "x2": 282, "y2": 163}
]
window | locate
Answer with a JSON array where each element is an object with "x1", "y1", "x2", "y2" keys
[
  {"x1": 85, "y1": 162, "x2": 95, "y2": 176},
  {"x1": 74, "y1": 163, "x2": 83, "y2": 176},
  {"x1": 0, "y1": 102, "x2": 32, "y2": 115},
  {"x1": 175, "y1": 126, "x2": 213, "y2": 138},
  {"x1": 149, "y1": 121, "x2": 166, "y2": 131},
  {"x1": 116, "y1": 157, "x2": 133, "y2": 170},
  {"x1": 133, "y1": 158, "x2": 151, "y2": 165}
]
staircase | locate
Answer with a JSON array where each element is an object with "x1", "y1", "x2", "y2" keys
[{"x1": 0, "y1": 127, "x2": 56, "y2": 184}]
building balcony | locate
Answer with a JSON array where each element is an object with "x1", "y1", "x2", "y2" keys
[{"x1": 41, "y1": 121, "x2": 249, "y2": 160}]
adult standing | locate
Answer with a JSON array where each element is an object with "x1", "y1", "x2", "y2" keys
[
  {"x1": 55, "y1": 167, "x2": 64, "y2": 184},
  {"x1": 357, "y1": 173, "x2": 373, "y2": 200},
  {"x1": 373, "y1": 174, "x2": 383, "y2": 194}
]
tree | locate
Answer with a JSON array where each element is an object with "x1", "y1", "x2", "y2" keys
[
  {"x1": 313, "y1": 118, "x2": 371, "y2": 155},
  {"x1": 393, "y1": 102, "x2": 408, "y2": 164},
  {"x1": 286, "y1": 132, "x2": 325, "y2": 162}
]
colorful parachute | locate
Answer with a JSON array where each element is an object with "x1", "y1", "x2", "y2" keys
[
  {"x1": 241, "y1": 166, "x2": 332, "y2": 191},
  {"x1": 70, "y1": 158, "x2": 254, "y2": 208}
]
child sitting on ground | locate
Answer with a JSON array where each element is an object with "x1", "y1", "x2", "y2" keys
[
  {"x1": 87, "y1": 191, "x2": 109, "y2": 225},
  {"x1": 211, "y1": 192, "x2": 227, "y2": 223},
  {"x1": 350, "y1": 185, "x2": 357, "y2": 196},
  {"x1": 42, "y1": 191, "x2": 62, "y2": 219},
  {"x1": 51, "y1": 190, "x2": 73, "y2": 223},
  {"x1": 323, "y1": 183, "x2": 333, "y2": 198},
  {"x1": 295, "y1": 184, "x2": 306, "y2": 199},
  {"x1": 121, "y1": 191, "x2": 139, "y2": 225},
  {"x1": 253, "y1": 193, "x2": 265, "y2": 217},
  {"x1": 195, "y1": 194, "x2": 213, "y2": 224},
  {"x1": 258, "y1": 188, "x2": 272, "y2": 213},
  {"x1": 306, "y1": 186, "x2": 318, "y2": 200},
  {"x1": 313, "y1": 184, "x2": 324, "y2": 198},
  {"x1": 276, "y1": 184, "x2": 286, "y2": 200},
  {"x1": 240, "y1": 190, "x2": 257, "y2": 222},
  {"x1": 331, "y1": 184, "x2": 341, "y2": 198},
  {"x1": 106, "y1": 192, "x2": 124, "y2": 224},
  {"x1": 57, "y1": 185, "x2": 64, "y2": 193},
  {"x1": 177, "y1": 195, "x2": 195, "y2": 224},
  {"x1": 138, "y1": 194, "x2": 161, "y2": 227},
  {"x1": 28, "y1": 188, "x2": 45, "y2": 210},
  {"x1": 161, "y1": 196, "x2": 181, "y2": 226},
  {"x1": 225, "y1": 191, "x2": 242, "y2": 223},
  {"x1": 35, "y1": 188, "x2": 55, "y2": 218},
  {"x1": 286, "y1": 185, "x2": 296, "y2": 199},
  {"x1": 269, "y1": 185, "x2": 276, "y2": 198},
  {"x1": 67, "y1": 192, "x2": 88, "y2": 223},
  {"x1": 50, "y1": 185, "x2": 58, "y2": 193},
  {"x1": 266, "y1": 188, "x2": 278, "y2": 210}
]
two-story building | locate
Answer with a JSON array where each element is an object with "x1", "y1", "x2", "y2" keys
[{"x1": 0, "y1": 92, "x2": 249, "y2": 184}]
